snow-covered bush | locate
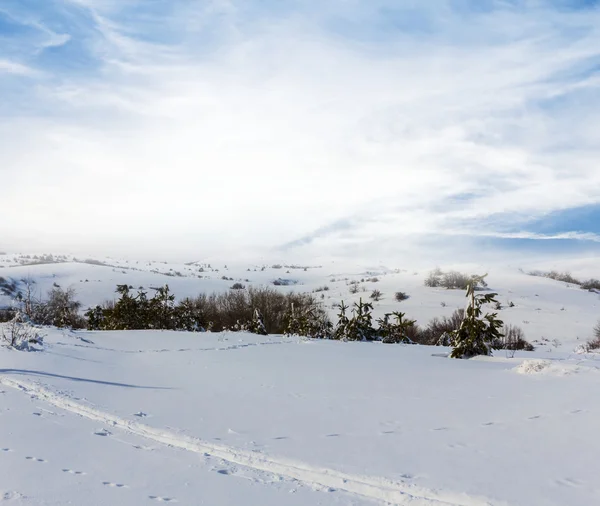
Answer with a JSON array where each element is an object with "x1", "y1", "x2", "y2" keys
[{"x1": 1, "y1": 314, "x2": 44, "y2": 351}]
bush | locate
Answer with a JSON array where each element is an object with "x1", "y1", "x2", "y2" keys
[
  {"x1": 30, "y1": 287, "x2": 85, "y2": 329},
  {"x1": 582, "y1": 279, "x2": 600, "y2": 291},
  {"x1": 424, "y1": 268, "x2": 487, "y2": 290},
  {"x1": 88, "y1": 285, "x2": 328, "y2": 335},
  {"x1": 414, "y1": 309, "x2": 465, "y2": 345},
  {"x1": 0, "y1": 308, "x2": 17, "y2": 323},
  {"x1": 370, "y1": 289, "x2": 383, "y2": 301},
  {"x1": 492, "y1": 324, "x2": 534, "y2": 352},
  {"x1": 395, "y1": 291, "x2": 409, "y2": 302},
  {"x1": 230, "y1": 283, "x2": 245, "y2": 290},
  {"x1": 1, "y1": 313, "x2": 44, "y2": 350},
  {"x1": 424, "y1": 268, "x2": 443, "y2": 287}
]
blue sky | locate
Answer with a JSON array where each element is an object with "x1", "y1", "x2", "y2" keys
[{"x1": 1, "y1": 0, "x2": 599, "y2": 264}]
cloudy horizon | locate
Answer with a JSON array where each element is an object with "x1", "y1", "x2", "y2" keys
[{"x1": 1, "y1": 0, "x2": 599, "y2": 266}]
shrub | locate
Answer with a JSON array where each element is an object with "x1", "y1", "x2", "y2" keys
[
  {"x1": 230, "y1": 283, "x2": 245, "y2": 290},
  {"x1": 284, "y1": 302, "x2": 332, "y2": 339},
  {"x1": 395, "y1": 291, "x2": 409, "y2": 302},
  {"x1": 492, "y1": 324, "x2": 534, "y2": 352},
  {"x1": 0, "y1": 308, "x2": 17, "y2": 322},
  {"x1": 424, "y1": 268, "x2": 443, "y2": 287},
  {"x1": 413, "y1": 309, "x2": 465, "y2": 345},
  {"x1": 1, "y1": 313, "x2": 44, "y2": 350},
  {"x1": 349, "y1": 281, "x2": 360, "y2": 294},
  {"x1": 424, "y1": 268, "x2": 487, "y2": 290},
  {"x1": 32, "y1": 287, "x2": 85, "y2": 329},
  {"x1": 582, "y1": 279, "x2": 600, "y2": 292},
  {"x1": 370, "y1": 289, "x2": 383, "y2": 301}
]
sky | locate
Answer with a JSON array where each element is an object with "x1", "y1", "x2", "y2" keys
[{"x1": 1, "y1": 0, "x2": 599, "y2": 266}]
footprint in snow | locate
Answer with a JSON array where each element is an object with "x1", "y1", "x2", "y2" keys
[
  {"x1": 149, "y1": 496, "x2": 177, "y2": 502},
  {"x1": 94, "y1": 429, "x2": 112, "y2": 437},
  {"x1": 2, "y1": 491, "x2": 25, "y2": 501},
  {"x1": 528, "y1": 415, "x2": 542, "y2": 420},
  {"x1": 133, "y1": 412, "x2": 148, "y2": 418},
  {"x1": 102, "y1": 482, "x2": 128, "y2": 488},
  {"x1": 1, "y1": 448, "x2": 13, "y2": 452},
  {"x1": 62, "y1": 469, "x2": 86, "y2": 475},
  {"x1": 25, "y1": 457, "x2": 46, "y2": 463},
  {"x1": 482, "y1": 422, "x2": 496, "y2": 426}
]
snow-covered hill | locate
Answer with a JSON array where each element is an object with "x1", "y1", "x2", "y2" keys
[{"x1": 1, "y1": 252, "x2": 599, "y2": 351}]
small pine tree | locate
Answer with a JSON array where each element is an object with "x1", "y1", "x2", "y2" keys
[
  {"x1": 85, "y1": 305, "x2": 105, "y2": 330},
  {"x1": 333, "y1": 301, "x2": 350, "y2": 340},
  {"x1": 245, "y1": 308, "x2": 268, "y2": 335},
  {"x1": 449, "y1": 275, "x2": 504, "y2": 359},
  {"x1": 342, "y1": 298, "x2": 376, "y2": 341},
  {"x1": 377, "y1": 312, "x2": 416, "y2": 344}
]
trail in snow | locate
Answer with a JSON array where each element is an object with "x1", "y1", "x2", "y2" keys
[
  {"x1": 0, "y1": 375, "x2": 501, "y2": 506},
  {"x1": 53, "y1": 339, "x2": 291, "y2": 354}
]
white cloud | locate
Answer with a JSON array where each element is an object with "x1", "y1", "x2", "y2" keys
[
  {"x1": 0, "y1": 59, "x2": 38, "y2": 76},
  {"x1": 1, "y1": 1, "x2": 599, "y2": 262}
]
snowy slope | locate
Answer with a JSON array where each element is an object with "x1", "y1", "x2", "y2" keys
[
  {"x1": 1, "y1": 329, "x2": 600, "y2": 505},
  {"x1": 1, "y1": 253, "x2": 599, "y2": 350}
]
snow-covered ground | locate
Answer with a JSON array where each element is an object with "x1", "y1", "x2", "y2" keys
[
  {"x1": 1, "y1": 253, "x2": 600, "y2": 505},
  {"x1": 2, "y1": 329, "x2": 600, "y2": 505}
]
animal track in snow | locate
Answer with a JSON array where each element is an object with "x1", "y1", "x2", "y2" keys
[
  {"x1": 94, "y1": 429, "x2": 112, "y2": 437},
  {"x1": 149, "y1": 496, "x2": 177, "y2": 502},
  {"x1": 25, "y1": 456, "x2": 46, "y2": 463},
  {"x1": 62, "y1": 469, "x2": 85, "y2": 475},
  {"x1": 1, "y1": 448, "x2": 13, "y2": 453},
  {"x1": 102, "y1": 481, "x2": 128, "y2": 488}
]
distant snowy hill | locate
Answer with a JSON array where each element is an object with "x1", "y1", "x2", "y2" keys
[{"x1": 1, "y1": 252, "x2": 599, "y2": 351}]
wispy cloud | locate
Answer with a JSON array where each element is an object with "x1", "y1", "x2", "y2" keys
[
  {"x1": 1, "y1": 0, "x2": 599, "y2": 262},
  {"x1": 0, "y1": 59, "x2": 38, "y2": 76}
]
